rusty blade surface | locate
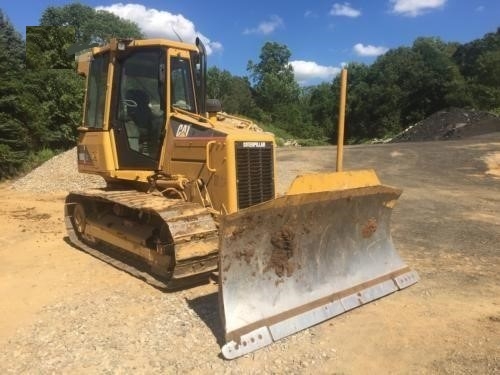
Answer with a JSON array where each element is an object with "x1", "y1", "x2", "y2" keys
[{"x1": 218, "y1": 185, "x2": 419, "y2": 359}]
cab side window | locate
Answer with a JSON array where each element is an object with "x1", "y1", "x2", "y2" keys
[
  {"x1": 171, "y1": 56, "x2": 195, "y2": 113},
  {"x1": 84, "y1": 53, "x2": 109, "y2": 128}
]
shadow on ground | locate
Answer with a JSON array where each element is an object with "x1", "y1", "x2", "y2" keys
[{"x1": 186, "y1": 292, "x2": 225, "y2": 347}]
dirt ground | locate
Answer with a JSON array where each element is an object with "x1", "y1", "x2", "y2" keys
[{"x1": 0, "y1": 135, "x2": 499, "y2": 374}]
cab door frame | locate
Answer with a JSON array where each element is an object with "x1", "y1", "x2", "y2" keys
[{"x1": 110, "y1": 46, "x2": 167, "y2": 170}]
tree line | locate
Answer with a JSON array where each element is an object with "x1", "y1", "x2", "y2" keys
[
  {"x1": 1, "y1": 3, "x2": 499, "y2": 179},
  {"x1": 213, "y1": 30, "x2": 500, "y2": 143}
]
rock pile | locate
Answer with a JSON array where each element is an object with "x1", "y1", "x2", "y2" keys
[{"x1": 390, "y1": 108, "x2": 500, "y2": 143}]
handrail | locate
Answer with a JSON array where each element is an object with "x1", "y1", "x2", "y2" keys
[{"x1": 206, "y1": 141, "x2": 217, "y2": 172}]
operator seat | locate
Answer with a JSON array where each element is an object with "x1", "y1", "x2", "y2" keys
[{"x1": 125, "y1": 89, "x2": 152, "y2": 153}]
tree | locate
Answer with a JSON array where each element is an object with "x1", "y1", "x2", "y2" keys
[
  {"x1": 207, "y1": 66, "x2": 231, "y2": 100},
  {"x1": 223, "y1": 76, "x2": 259, "y2": 117},
  {"x1": 22, "y1": 69, "x2": 84, "y2": 150},
  {"x1": 40, "y1": 3, "x2": 143, "y2": 44},
  {"x1": 409, "y1": 37, "x2": 464, "y2": 115},
  {"x1": 308, "y1": 82, "x2": 336, "y2": 140},
  {"x1": 453, "y1": 29, "x2": 500, "y2": 79},
  {"x1": 247, "y1": 42, "x2": 300, "y2": 112},
  {"x1": 452, "y1": 29, "x2": 500, "y2": 109},
  {"x1": 0, "y1": 5, "x2": 146, "y2": 179},
  {"x1": 0, "y1": 10, "x2": 24, "y2": 72},
  {"x1": 0, "y1": 10, "x2": 28, "y2": 178},
  {"x1": 24, "y1": 4, "x2": 144, "y2": 152},
  {"x1": 247, "y1": 42, "x2": 305, "y2": 135},
  {"x1": 248, "y1": 42, "x2": 293, "y2": 82},
  {"x1": 337, "y1": 37, "x2": 478, "y2": 141},
  {"x1": 207, "y1": 66, "x2": 260, "y2": 117},
  {"x1": 26, "y1": 26, "x2": 76, "y2": 69}
]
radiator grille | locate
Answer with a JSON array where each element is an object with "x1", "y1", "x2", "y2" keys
[{"x1": 235, "y1": 142, "x2": 274, "y2": 209}]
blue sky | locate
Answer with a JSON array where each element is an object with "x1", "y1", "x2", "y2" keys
[{"x1": 3, "y1": 0, "x2": 499, "y2": 85}]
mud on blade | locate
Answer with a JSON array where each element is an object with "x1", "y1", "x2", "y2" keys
[{"x1": 218, "y1": 185, "x2": 418, "y2": 359}]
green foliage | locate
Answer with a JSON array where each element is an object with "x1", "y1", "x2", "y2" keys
[
  {"x1": 40, "y1": 3, "x2": 143, "y2": 43},
  {"x1": 23, "y1": 69, "x2": 84, "y2": 150},
  {"x1": 0, "y1": 6, "x2": 143, "y2": 179},
  {"x1": 308, "y1": 82, "x2": 336, "y2": 137},
  {"x1": 0, "y1": 10, "x2": 28, "y2": 178},
  {"x1": 0, "y1": 143, "x2": 25, "y2": 178},
  {"x1": 0, "y1": 114, "x2": 29, "y2": 178},
  {"x1": 247, "y1": 42, "x2": 300, "y2": 114},
  {"x1": 476, "y1": 49, "x2": 500, "y2": 86},
  {"x1": 207, "y1": 67, "x2": 259, "y2": 117},
  {"x1": 248, "y1": 42, "x2": 293, "y2": 82},
  {"x1": 26, "y1": 26, "x2": 75, "y2": 69},
  {"x1": 326, "y1": 34, "x2": 500, "y2": 142},
  {"x1": 489, "y1": 107, "x2": 500, "y2": 116},
  {"x1": 453, "y1": 29, "x2": 500, "y2": 78},
  {"x1": 452, "y1": 28, "x2": 500, "y2": 109},
  {"x1": 244, "y1": 41, "x2": 322, "y2": 141},
  {"x1": 22, "y1": 148, "x2": 56, "y2": 173},
  {"x1": 258, "y1": 123, "x2": 295, "y2": 144},
  {"x1": 0, "y1": 10, "x2": 24, "y2": 72},
  {"x1": 210, "y1": 29, "x2": 499, "y2": 144}
]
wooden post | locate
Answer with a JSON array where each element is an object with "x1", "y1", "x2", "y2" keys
[{"x1": 336, "y1": 68, "x2": 347, "y2": 172}]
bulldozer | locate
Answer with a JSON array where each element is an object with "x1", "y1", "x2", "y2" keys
[{"x1": 65, "y1": 37, "x2": 418, "y2": 359}]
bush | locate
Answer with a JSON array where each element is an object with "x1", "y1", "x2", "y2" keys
[
  {"x1": 0, "y1": 144, "x2": 27, "y2": 179},
  {"x1": 22, "y1": 149, "x2": 56, "y2": 173}
]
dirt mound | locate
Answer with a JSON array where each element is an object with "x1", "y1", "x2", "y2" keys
[{"x1": 390, "y1": 108, "x2": 500, "y2": 143}]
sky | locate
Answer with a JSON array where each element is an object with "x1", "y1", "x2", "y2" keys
[{"x1": 2, "y1": 0, "x2": 500, "y2": 85}]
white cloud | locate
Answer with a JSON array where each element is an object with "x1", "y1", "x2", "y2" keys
[
  {"x1": 304, "y1": 10, "x2": 318, "y2": 18},
  {"x1": 289, "y1": 60, "x2": 341, "y2": 85},
  {"x1": 95, "y1": 3, "x2": 222, "y2": 54},
  {"x1": 390, "y1": 0, "x2": 446, "y2": 17},
  {"x1": 330, "y1": 3, "x2": 362, "y2": 17},
  {"x1": 353, "y1": 43, "x2": 389, "y2": 56},
  {"x1": 243, "y1": 15, "x2": 284, "y2": 35}
]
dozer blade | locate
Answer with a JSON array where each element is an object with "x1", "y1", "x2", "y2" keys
[{"x1": 218, "y1": 173, "x2": 418, "y2": 359}]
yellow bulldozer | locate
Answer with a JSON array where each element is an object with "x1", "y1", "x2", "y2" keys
[{"x1": 64, "y1": 37, "x2": 418, "y2": 359}]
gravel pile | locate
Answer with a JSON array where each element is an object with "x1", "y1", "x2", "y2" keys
[
  {"x1": 11, "y1": 148, "x2": 106, "y2": 193},
  {"x1": 390, "y1": 107, "x2": 500, "y2": 143}
]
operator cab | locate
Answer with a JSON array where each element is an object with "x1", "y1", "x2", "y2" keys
[{"x1": 80, "y1": 38, "x2": 205, "y2": 172}]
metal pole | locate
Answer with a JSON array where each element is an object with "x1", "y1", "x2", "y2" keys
[{"x1": 336, "y1": 68, "x2": 347, "y2": 172}]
